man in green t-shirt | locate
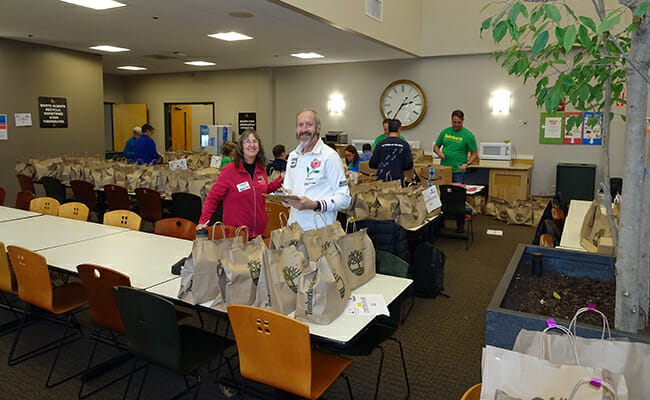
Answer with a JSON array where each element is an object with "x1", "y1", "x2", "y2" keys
[
  {"x1": 373, "y1": 118, "x2": 405, "y2": 149},
  {"x1": 433, "y1": 110, "x2": 478, "y2": 233}
]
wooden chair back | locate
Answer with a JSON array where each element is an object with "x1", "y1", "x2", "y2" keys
[
  {"x1": 460, "y1": 383, "x2": 481, "y2": 400},
  {"x1": 103, "y1": 184, "x2": 130, "y2": 211},
  {"x1": 70, "y1": 180, "x2": 98, "y2": 212},
  {"x1": 539, "y1": 233, "x2": 554, "y2": 248},
  {"x1": 58, "y1": 202, "x2": 90, "y2": 221},
  {"x1": 30, "y1": 196, "x2": 60, "y2": 215},
  {"x1": 0, "y1": 185, "x2": 6, "y2": 206},
  {"x1": 227, "y1": 305, "x2": 313, "y2": 398},
  {"x1": 154, "y1": 218, "x2": 196, "y2": 241},
  {"x1": 6, "y1": 245, "x2": 54, "y2": 310},
  {"x1": 205, "y1": 223, "x2": 248, "y2": 243},
  {"x1": 16, "y1": 174, "x2": 35, "y2": 193},
  {"x1": 0, "y1": 241, "x2": 18, "y2": 294},
  {"x1": 15, "y1": 191, "x2": 35, "y2": 210},
  {"x1": 135, "y1": 187, "x2": 163, "y2": 221},
  {"x1": 103, "y1": 210, "x2": 142, "y2": 230},
  {"x1": 264, "y1": 201, "x2": 289, "y2": 237},
  {"x1": 77, "y1": 264, "x2": 130, "y2": 333}
]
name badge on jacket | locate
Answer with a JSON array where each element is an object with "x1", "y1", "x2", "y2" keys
[{"x1": 237, "y1": 181, "x2": 251, "y2": 192}]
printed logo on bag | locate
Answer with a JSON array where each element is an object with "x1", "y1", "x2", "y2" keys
[
  {"x1": 320, "y1": 241, "x2": 332, "y2": 253},
  {"x1": 247, "y1": 260, "x2": 262, "y2": 285},
  {"x1": 282, "y1": 265, "x2": 302, "y2": 293},
  {"x1": 347, "y1": 249, "x2": 365, "y2": 276},
  {"x1": 306, "y1": 158, "x2": 321, "y2": 177},
  {"x1": 288, "y1": 239, "x2": 300, "y2": 248},
  {"x1": 411, "y1": 208, "x2": 419, "y2": 220},
  {"x1": 515, "y1": 212, "x2": 525, "y2": 223},
  {"x1": 390, "y1": 202, "x2": 398, "y2": 213},
  {"x1": 334, "y1": 271, "x2": 346, "y2": 299},
  {"x1": 499, "y1": 210, "x2": 509, "y2": 220},
  {"x1": 592, "y1": 228, "x2": 606, "y2": 246},
  {"x1": 304, "y1": 276, "x2": 317, "y2": 316}
]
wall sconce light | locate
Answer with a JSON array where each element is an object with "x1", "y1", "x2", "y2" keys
[
  {"x1": 328, "y1": 93, "x2": 345, "y2": 114},
  {"x1": 491, "y1": 91, "x2": 511, "y2": 114}
]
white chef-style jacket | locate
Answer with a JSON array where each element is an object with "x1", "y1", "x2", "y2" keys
[{"x1": 284, "y1": 138, "x2": 351, "y2": 230}]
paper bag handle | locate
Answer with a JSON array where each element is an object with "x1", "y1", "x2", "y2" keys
[
  {"x1": 279, "y1": 211, "x2": 289, "y2": 228},
  {"x1": 568, "y1": 305, "x2": 611, "y2": 340},
  {"x1": 210, "y1": 222, "x2": 227, "y2": 241},
  {"x1": 568, "y1": 378, "x2": 617, "y2": 400},
  {"x1": 312, "y1": 212, "x2": 328, "y2": 229},
  {"x1": 541, "y1": 319, "x2": 580, "y2": 364},
  {"x1": 345, "y1": 216, "x2": 358, "y2": 233},
  {"x1": 235, "y1": 225, "x2": 249, "y2": 241}
]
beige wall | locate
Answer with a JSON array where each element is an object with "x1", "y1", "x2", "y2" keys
[
  {"x1": 190, "y1": 104, "x2": 214, "y2": 152},
  {"x1": 280, "y1": 0, "x2": 421, "y2": 55},
  {"x1": 0, "y1": 38, "x2": 104, "y2": 205},
  {"x1": 103, "y1": 74, "x2": 126, "y2": 104}
]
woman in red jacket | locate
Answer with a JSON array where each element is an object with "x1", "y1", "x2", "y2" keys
[{"x1": 198, "y1": 130, "x2": 283, "y2": 237}]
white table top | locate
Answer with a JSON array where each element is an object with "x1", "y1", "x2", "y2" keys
[
  {"x1": 39, "y1": 230, "x2": 192, "y2": 289},
  {"x1": 0, "y1": 206, "x2": 42, "y2": 223},
  {"x1": 0, "y1": 214, "x2": 126, "y2": 251},
  {"x1": 147, "y1": 273, "x2": 412, "y2": 345},
  {"x1": 558, "y1": 200, "x2": 598, "y2": 251}
]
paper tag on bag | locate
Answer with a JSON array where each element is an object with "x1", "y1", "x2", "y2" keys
[
  {"x1": 422, "y1": 185, "x2": 442, "y2": 212},
  {"x1": 169, "y1": 159, "x2": 188, "y2": 171},
  {"x1": 210, "y1": 155, "x2": 222, "y2": 168}
]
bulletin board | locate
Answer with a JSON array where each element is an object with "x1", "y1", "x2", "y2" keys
[
  {"x1": 539, "y1": 112, "x2": 564, "y2": 144},
  {"x1": 539, "y1": 111, "x2": 602, "y2": 145}
]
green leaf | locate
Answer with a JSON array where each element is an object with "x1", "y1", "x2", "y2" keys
[
  {"x1": 579, "y1": 85, "x2": 590, "y2": 103},
  {"x1": 481, "y1": 17, "x2": 493, "y2": 34},
  {"x1": 545, "y1": 86, "x2": 563, "y2": 113},
  {"x1": 621, "y1": 114, "x2": 626, "y2": 122},
  {"x1": 530, "y1": 7, "x2": 543, "y2": 25},
  {"x1": 508, "y1": 21, "x2": 520, "y2": 42},
  {"x1": 626, "y1": 22, "x2": 639, "y2": 33},
  {"x1": 564, "y1": 25, "x2": 576, "y2": 53},
  {"x1": 579, "y1": 16, "x2": 597, "y2": 32},
  {"x1": 563, "y1": 4, "x2": 578, "y2": 20},
  {"x1": 480, "y1": 2, "x2": 493, "y2": 13},
  {"x1": 597, "y1": 15, "x2": 620, "y2": 34},
  {"x1": 509, "y1": 3, "x2": 528, "y2": 24},
  {"x1": 493, "y1": 20, "x2": 508, "y2": 42},
  {"x1": 544, "y1": 4, "x2": 561, "y2": 24},
  {"x1": 555, "y1": 26, "x2": 565, "y2": 43},
  {"x1": 634, "y1": 2, "x2": 649, "y2": 18},
  {"x1": 532, "y1": 30, "x2": 549, "y2": 58},
  {"x1": 578, "y1": 25, "x2": 592, "y2": 50}
]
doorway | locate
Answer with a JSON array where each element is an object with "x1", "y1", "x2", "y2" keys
[{"x1": 164, "y1": 102, "x2": 215, "y2": 152}]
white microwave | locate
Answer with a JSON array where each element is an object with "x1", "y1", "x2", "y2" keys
[{"x1": 479, "y1": 142, "x2": 512, "y2": 161}]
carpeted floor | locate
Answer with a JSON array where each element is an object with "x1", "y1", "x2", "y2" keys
[{"x1": 0, "y1": 214, "x2": 534, "y2": 399}]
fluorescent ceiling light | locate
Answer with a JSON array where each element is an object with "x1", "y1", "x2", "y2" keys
[
  {"x1": 207, "y1": 32, "x2": 253, "y2": 41},
  {"x1": 118, "y1": 66, "x2": 147, "y2": 71},
  {"x1": 290, "y1": 52, "x2": 324, "y2": 59},
  {"x1": 90, "y1": 45, "x2": 129, "y2": 52},
  {"x1": 184, "y1": 61, "x2": 216, "y2": 66},
  {"x1": 59, "y1": 0, "x2": 126, "y2": 10}
]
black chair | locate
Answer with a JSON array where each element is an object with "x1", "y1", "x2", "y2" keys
[
  {"x1": 171, "y1": 193, "x2": 202, "y2": 224},
  {"x1": 439, "y1": 184, "x2": 473, "y2": 249},
  {"x1": 39, "y1": 176, "x2": 67, "y2": 204},
  {"x1": 113, "y1": 286, "x2": 235, "y2": 400}
]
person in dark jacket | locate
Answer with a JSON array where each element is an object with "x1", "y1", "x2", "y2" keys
[
  {"x1": 198, "y1": 130, "x2": 283, "y2": 237},
  {"x1": 265, "y1": 144, "x2": 287, "y2": 176},
  {"x1": 369, "y1": 119, "x2": 413, "y2": 186}
]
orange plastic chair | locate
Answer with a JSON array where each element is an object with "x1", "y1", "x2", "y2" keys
[
  {"x1": 15, "y1": 191, "x2": 35, "y2": 211},
  {"x1": 460, "y1": 383, "x2": 481, "y2": 400},
  {"x1": 227, "y1": 305, "x2": 353, "y2": 399},
  {"x1": 0, "y1": 241, "x2": 19, "y2": 320},
  {"x1": 0, "y1": 185, "x2": 6, "y2": 206},
  {"x1": 58, "y1": 202, "x2": 90, "y2": 221},
  {"x1": 154, "y1": 218, "x2": 196, "y2": 241},
  {"x1": 103, "y1": 210, "x2": 142, "y2": 231},
  {"x1": 264, "y1": 201, "x2": 289, "y2": 238},
  {"x1": 104, "y1": 184, "x2": 130, "y2": 211},
  {"x1": 30, "y1": 196, "x2": 61, "y2": 215},
  {"x1": 6, "y1": 245, "x2": 87, "y2": 387}
]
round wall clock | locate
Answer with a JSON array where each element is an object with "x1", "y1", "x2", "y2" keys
[{"x1": 379, "y1": 79, "x2": 427, "y2": 129}]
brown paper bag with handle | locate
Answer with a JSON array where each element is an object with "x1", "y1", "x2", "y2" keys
[
  {"x1": 218, "y1": 236, "x2": 265, "y2": 306},
  {"x1": 336, "y1": 226, "x2": 376, "y2": 290},
  {"x1": 299, "y1": 220, "x2": 345, "y2": 260},
  {"x1": 254, "y1": 245, "x2": 307, "y2": 315},
  {"x1": 269, "y1": 221, "x2": 304, "y2": 250}
]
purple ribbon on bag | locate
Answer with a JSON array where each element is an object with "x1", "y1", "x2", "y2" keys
[
  {"x1": 546, "y1": 318, "x2": 557, "y2": 329},
  {"x1": 587, "y1": 303, "x2": 596, "y2": 311},
  {"x1": 589, "y1": 378, "x2": 602, "y2": 389}
]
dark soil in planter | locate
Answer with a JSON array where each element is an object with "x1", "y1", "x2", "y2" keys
[{"x1": 501, "y1": 269, "x2": 650, "y2": 336}]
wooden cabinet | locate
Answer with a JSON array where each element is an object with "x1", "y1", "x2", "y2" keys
[{"x1": 487, "y1": 164, "x2": 532, "y2": 202}]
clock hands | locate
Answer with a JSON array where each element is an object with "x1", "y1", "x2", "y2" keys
[{"x1": 393, "y1": 97, "x2": 414, "y2": 119}]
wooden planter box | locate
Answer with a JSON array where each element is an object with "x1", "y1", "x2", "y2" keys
[{"x1": 485, "y1": 244, "x2": 650, "y2": 349}]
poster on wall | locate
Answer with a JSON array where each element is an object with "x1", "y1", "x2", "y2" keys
[
  {"x1": 38, "y1": 97, "x2": 68, "y2": 128},
  {"x1": 582, "y1": 112, "x2": 602, "y2": 145},
  {"x1": 238, "y1": 112, "x2": 256, "y2": 136},
  {"x1": 538, "y1": 112, "x2": 564, "y2": 144},
  {"x1": 563, "y1": 112, "x2": 583, "y2": 144},
  {"x1": 0, "y1": 114, "x2": 7, "y2": 140}
]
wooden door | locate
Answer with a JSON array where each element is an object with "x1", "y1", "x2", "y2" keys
[
  {"x1": 170, "y1": 105, "x2": 192, "y2": 151},
  {"x1": 112, "y1": 104, "x2": 147, "y2": 151}
]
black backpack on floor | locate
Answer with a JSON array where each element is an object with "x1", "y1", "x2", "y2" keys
[{"x1": 412, "y1": 242, "x2": 448, "y2": 298}]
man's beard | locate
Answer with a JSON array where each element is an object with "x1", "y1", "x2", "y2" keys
[{"x1": 298, "y1": 132, "x2": 316, "y2": 146}]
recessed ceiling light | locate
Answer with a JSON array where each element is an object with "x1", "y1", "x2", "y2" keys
[
  {"x1": 90, "y1": 45, "x2": 130, "y2": 52},
  {"x1": 290, "y1": 52, "x2": 324, "y2": 59},
  {"x1": 184, "y1": 61, "x2": 216, "y2": 66},
  {"x1": 207, "y1": 32, "x2": 253, "y2": 41},
  {"x1": 117, "y1": 66, "x2": 147, "y2": 71},
  {"x1": 59, "y1": 0, "x2": 126, "y2": 10}
]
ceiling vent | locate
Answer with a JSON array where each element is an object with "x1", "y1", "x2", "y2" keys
[{"x1": 366, "y1": 0, "x2": 382, "y2": 22}]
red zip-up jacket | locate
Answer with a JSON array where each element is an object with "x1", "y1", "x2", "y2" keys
[{"x1": 199, "y1": 161, "x2": 283, "y2": 237}]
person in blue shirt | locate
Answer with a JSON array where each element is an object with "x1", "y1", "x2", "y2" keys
[
  {"x1": 122, "y1": 126, "x2": 141, "y2": 162},
  {"x1": 344, "y1": 145, "x2": 360, "y2": 172},
  {"x1": 135, "y1": 123, "x2": 160, "y2": 165},
  {"x1": 359, "y1": 143, "x2": 372, "y2": 162},
  {"x1": 369, "y1": 119, "x2": 413, "y2": 186}
]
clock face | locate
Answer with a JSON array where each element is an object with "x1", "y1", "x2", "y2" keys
[{"x1": 380, "y1": 79, "x2": 427, "y2": 129}]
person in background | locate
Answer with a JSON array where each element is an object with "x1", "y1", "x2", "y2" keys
[
  {"x1": 283, "y1": 109, "x2": 351, "y2": 231},
  {"x1": 198, "y1": 130, "x2": 283, "y2": 238},
  {"x1": 123, "y1": 126, "x2": 141, "y2": 162},
  {"x1": 369, "y1": 119, "x2": 413, "y2": 186},
  {"x1": 220, "y1": 141, "x2": 237, "y2": 169},
  {"x1": 433, "y1": 109, "x2": 478, "y2": 233},
  {"x1": 266, "y1": 144, "x2": 287, "y2": 176},
  {"x1": 359, "y1": 143, "x2": 372, "y2": 161},
  {"x1": 135, "y1": 123, "x2": 160, "y2": 165},
  {"x1": 372, "y1": 118, "x2": 405, "y2": 150},
  {"x1": 344, "y1": 145, "x2": 360, "y2": 173}
]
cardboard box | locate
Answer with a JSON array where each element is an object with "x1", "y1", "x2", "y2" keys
[{"x1": 413, "y1": 163, "x2": 452, "y2": 184}]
